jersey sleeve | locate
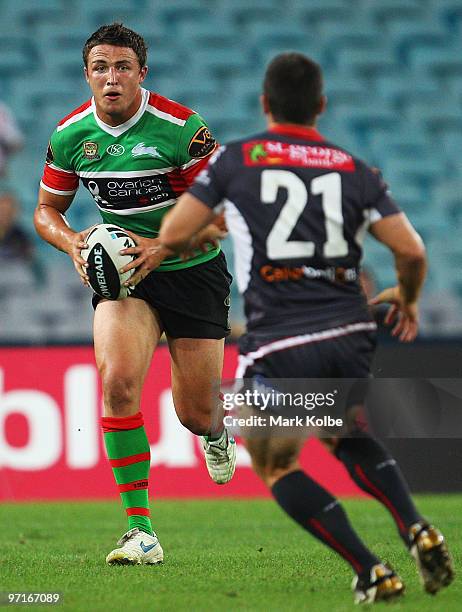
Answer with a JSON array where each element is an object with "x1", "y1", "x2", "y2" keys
[
  {"x1": 362, "y1": 164, "x2": 401, "y2": 224},
  {"x1": 187, "y1": 145, "x2": 229, "y2": 212},
  {"x1": 176, "y1": 113, "x2": 218, "y2": 187},
  {"x1": 40, "y1": 128, "x2": 79, "y2": 196}
]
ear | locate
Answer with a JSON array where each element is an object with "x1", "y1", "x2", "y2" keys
[
  {"x1": 260, "y1": 93, "x2": 270, "y2": 115},
  {"x1": 318, "y1": 94, "x2": 327, "y2": 116},
  {"x1": 84, "y1": 66, "x2": 89, "y2": 84},
  {"x1": 139, "y1": 66, "x2": 148, "y2": 84}
]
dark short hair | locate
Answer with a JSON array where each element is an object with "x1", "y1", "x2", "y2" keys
[
  {"x1": 263, "y1": 52, "x2": 323, "y2": 124},
  {"x1": 83, "y1": 23, "x2": 147, "y2": 68}
]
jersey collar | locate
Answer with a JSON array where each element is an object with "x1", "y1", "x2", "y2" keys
[
  {"x1": 269, "y1": 124, "x2": 325, "y2": 141},
  {"x1": 92, "y1": 88, "x2": 149, "y2": 137}
]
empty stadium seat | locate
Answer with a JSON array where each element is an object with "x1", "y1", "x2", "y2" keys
[
  {"x1": 363, "y1": 0, "x2": 429, "y2": 27},
  {"x1": 334, "y1": 47, "x2": 399, "y2": 79},
  {"x1": 322, "y1": 20, "x2": 390, "y2": 69},
  {"x1": 175, "y1": 19, "x2": 236, "y2": 47},
  {"x1": 433, "y1": 0, "x2": 462, "y2": 31},
  {"x1": 291, "y1": 0, "x2": 356, "y2": 27},
  {"x1": 409, "y1": 45, "x2": 462, "y2": 78},
  {"x1": 387, "y1": 20, "x2": 450, "y2": 63},
  {"x1": 373, "y1": 73, "x2": 441, "y2": 109},
  {"x1": 187, "y1": 47, "x2": 251, "y2": 80},
  {"x1": 219, "y1": 0, "x2": 284, "y2": 27}
]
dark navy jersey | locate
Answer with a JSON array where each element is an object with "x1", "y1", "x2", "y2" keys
[{"x1": 188, "y1": 124, "x2": 400, "y2": 338}]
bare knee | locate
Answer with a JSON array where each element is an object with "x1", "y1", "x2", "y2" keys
[
  {"x1": 176, "y1": 410, "x2": 212, "y2": 436},
  {"x1": 100, "y1": 367, "x2": 140, "y2": 416},
  {"x1": 173, "y1": 394, "x2": 220, "y2": 436}
]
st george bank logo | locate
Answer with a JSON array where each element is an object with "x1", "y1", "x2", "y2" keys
[{"x1": 106, "y1": 143, "x2": 125, "y2": 156}]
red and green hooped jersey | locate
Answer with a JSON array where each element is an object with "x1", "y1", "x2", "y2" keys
[{"x1": 41, "y1": 88, "x2": 219, "y2": 270}]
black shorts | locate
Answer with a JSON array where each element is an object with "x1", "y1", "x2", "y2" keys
[
  {"x1": 236, "y1": 326, "x2": 377, "y2": 418},
  {"x1": 93, "y1": 251, "x2": 232, "y2": 339},
  {"x1": 238, "y1": 325, "x2": 377, "y2": 379}
]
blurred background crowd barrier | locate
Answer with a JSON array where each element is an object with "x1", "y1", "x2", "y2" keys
[{"x1": 1, "y1": 0, "x2": 462, "y2": 343}]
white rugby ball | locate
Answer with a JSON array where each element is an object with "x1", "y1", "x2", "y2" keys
[{"x1": 81, "y1": 224, "x2": 136, "y2": 300}]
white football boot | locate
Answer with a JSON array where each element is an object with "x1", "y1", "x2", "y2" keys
[
  {"x1": 106, "y1": 527, "x2": 164, "y2": 565},
  {"x1": 200, "y1": 428, "x2": 236, "y2": 484}
]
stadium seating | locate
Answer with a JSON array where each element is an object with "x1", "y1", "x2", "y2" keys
[{"x1": 1, "y1": 0, "x2": 462, "y2": 341}]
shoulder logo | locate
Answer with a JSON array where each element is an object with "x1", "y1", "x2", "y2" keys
[
  {"x1": 188, "y1": 126, "x2": 216, "y2": 159},
  {"x1": 106, "y1": 143, "x2": 125, "y2": 156},
  {"x1": 132, "y1": 142, "x2": 161, "y2": 158},
  {"x1": 83, "y1": 141, "x2": 100, "y2": 160}
]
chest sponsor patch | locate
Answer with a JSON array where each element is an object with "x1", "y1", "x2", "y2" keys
[
  {"x1": 243, "y1": 141, "x2": 355, "y2": 171},
  {"x1": 188, "y1": 126, "x2": 217, "y2": 158},
  {"x1": 106, "y1": 143, "x2": 125, "y2": 156}
]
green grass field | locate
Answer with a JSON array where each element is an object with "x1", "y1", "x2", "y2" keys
[{"x1": 0, "y1": 495, "x2": 459, "y2": 611}]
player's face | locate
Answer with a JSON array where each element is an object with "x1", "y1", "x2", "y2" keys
[{"x1": 85, "y1": 45, "x2": 147, "y2": 126}]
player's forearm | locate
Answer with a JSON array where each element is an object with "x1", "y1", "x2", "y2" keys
[
  {"x1": 160, "y1": 193, "x2": 215, "y2": 251},
  {"x1": 34, "y1": 204, "x2": 76, "y2": 254},
  {"x1": 161, "y1": 231, "x2": 197, "y2": 252},
  {"x1": 395, "y1": 250, "x2": 427, "y2": 304},
  {"x1": 160, "y1": 216, "x2": 202, "y2": 252}
]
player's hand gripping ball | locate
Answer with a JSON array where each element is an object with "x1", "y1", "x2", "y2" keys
[{"x1": 81, "y1": 224, "x2": 136, "y2": 300}]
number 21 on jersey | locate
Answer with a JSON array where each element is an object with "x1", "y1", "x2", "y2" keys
[{"x1": 261, "y1": 170, "x2": 348, "y2": 259}]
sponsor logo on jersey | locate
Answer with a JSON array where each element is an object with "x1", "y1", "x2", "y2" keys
[
  {"x1": 45, "y1": 142, "x2": 54, "y2": 165},
  {"x1": 243, "y1": 141, "x2": 355, "y2": 171},
  {"x1": 188, "y1": 126, "x2": 217, "y2": 158},
  {"x1": 249, "y1": 143, "x2": 267, "y2": 163},
  {"x1": 259, "y1": 265, "x2": 358, "y2": 283},
  {"x1": 82, "y1": 177, "x2": 174, "y2": 208},
  {"x1": 260, "y1": 265, "x2": 305, "y2": 283},
  {"x1": 83, "y1": 141, "x2": 100, "y2": 160},
  {"x1": 106, "y1": 143, "x2": 125, "y2": 156},
  {"x1": 132, "y1": 142, "x2": 161, "y2": 158}
]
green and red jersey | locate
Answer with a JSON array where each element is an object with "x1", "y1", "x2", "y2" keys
[{"x1": 41, "y1": 88, "x2": 219, "y2": 270}]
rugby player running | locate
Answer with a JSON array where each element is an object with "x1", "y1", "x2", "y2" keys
[
  {"x1": 160, "y1": 53, "x2": 454, "y2": 603},
  {"x1": 34, "y1": 23, "x2": 236, "y2": 566}
]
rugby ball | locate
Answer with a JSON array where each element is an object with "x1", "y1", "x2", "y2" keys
[{"x1": 81, "y1": 224, "x2": 136, "y2": 300}]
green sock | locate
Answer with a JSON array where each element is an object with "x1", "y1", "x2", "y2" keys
[{"x1": 102, "y1": 412, "x2": 152, "y2": 535}]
